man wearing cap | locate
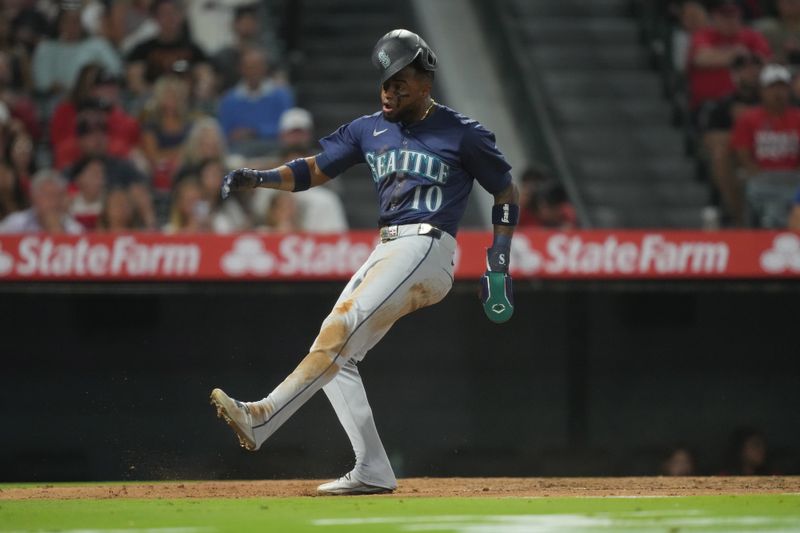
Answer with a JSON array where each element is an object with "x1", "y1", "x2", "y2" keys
[
  {"x1": 62, "y1": 109, "x2": 157, "y2": 229},
  {"x1": 209, "y1": 29, "x2": 518, "y2": 495},
  {"x1": 278, "y1": 107, "x2": 314, "y2": 149},
  {"x1": 53, "y1": 70, "x2": 142, "y2": 171},
  {"x1": 732, "y1": 64, "x2": 800, "y2": 226},
  {"x1": 688, "y1": 0, "x2": 771, "y2": 113}
]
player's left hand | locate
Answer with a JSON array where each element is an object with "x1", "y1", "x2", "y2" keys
[
  {"x1": 480, "y1": 245, "x2": 514, "y2": 323},
  {"x1": 221, "y1": 168, "x2": 261, "y2": 199}
]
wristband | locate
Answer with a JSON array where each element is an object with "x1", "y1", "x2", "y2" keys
[
  {"x1": 492, "y1": 203, "x2": 519, "y2": 226},
  {"x1": 286, "y1": 158, "x2": 311, "y2": 192},
  {"x1": 492, "y1": 233, "x2": 512, "y2": 249},
  {"x1": 255, "y1": 168, "x2": 281, "y2": 186}
]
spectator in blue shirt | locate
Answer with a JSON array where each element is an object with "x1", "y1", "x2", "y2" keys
[{"x1": 218, "y1": 46, "x2": 293, "y2": 152}]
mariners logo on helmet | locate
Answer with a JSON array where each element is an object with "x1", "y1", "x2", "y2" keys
[
  {"x1": 372, "y1": 29, "x2": 437, "y2": 83},
  {"x1": 378, "y1": 49, "x2": 390, "y2": 69}
]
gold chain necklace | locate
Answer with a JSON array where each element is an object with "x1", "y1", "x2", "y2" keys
[{"x1": 421, "y1": 98, "x2": 436, "y2": 121}]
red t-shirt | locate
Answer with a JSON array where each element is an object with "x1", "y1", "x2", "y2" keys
[
  {"x1": 731, "y1": 106, "x2": 800, "y2": 170},
  {"x1": 51, "y1": 103, "x2": 141, "y2": 169},
  {"x1": 8, "y1": 96, "x2": 40, "y2": 141},
  {"x1": 519, "y1": 203, "x2": 578, "y2": 229},
  {"x1": 687, "y1": 27, "x2": 771, "y2": 109}
]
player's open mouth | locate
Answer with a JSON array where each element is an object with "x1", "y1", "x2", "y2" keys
[{"x1": 382, "y1": 103, "x2": 395, "y2": 113}]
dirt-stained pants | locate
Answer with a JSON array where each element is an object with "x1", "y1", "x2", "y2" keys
[{"x1": 249, "y1": 225, "x2": 456, "y2": 488}]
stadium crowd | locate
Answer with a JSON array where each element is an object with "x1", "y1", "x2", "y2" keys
[
  {"x1": 2, "y1": 0, "x2": 799, "y2": 233},
  {"x1": 666, "y1": 0, "x2": 800, "y2": 228},
  {"x1": 0, "y1": 0, "x2": 347, "y2": 234}
]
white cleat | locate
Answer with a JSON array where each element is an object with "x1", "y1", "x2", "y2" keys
[
  {"x1": 210, "y1": 388, "x2": 258, "y2": 451},
  {"x1": 316, "y1": 472, "x2": 395, "y2": 496}
]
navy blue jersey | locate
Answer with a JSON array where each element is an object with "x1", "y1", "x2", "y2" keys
[{"x1": 315, "y1": 104, "x2": 512, "y2": 236}]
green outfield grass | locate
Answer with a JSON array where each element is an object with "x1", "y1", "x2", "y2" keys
[{"x1": 1, "y1": 492, "x2": 799, "y2": 532}]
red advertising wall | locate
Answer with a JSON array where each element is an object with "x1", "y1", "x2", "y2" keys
[{"x1": 0, "y1": 230, "x2": 798, "y2": 281}]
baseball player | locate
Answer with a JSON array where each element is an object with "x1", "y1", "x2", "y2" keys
[{"x1": 211, "y1": 29, "x2": 519, "y2": 495}]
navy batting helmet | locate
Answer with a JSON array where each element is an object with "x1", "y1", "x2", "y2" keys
[{"x1": 372, "y1": 29, "x2": 437, "y2": 84}]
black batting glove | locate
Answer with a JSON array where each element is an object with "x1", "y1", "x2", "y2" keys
[
  {"x1": 221, "y1": 168, "x2": 262, "y2": 199},
  {"x1": 480, "y1": 239, "x2": 514, "y2": 323},
  {"x1": 486, "y1": 244, "x2": 511, "y2": 273}
]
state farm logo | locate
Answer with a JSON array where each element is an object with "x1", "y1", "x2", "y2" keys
[
  {"x1": 221, "y1": 236, "x2": 275, "y2": 275},
  {"x1": 511, "y1": 237, "x2": 543, "y2": 274},
  {"x1": 510, "y1": 234, "x2": 729, "y2": 275},
  {"x1": 0, "y1": 244, "x2": 13, "y2": 276},
  {"x1": 220, "y1": 235, "x2": 373, "y2": 277},
  {"x1": 760, "y1": 233, "x2": 800, "y2": 273},
  {"x1": 0, "y1": 236, "x2": 200, "y2": 277}
]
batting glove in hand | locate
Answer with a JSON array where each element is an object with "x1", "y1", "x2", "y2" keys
[
  {"x1": 221, "y1": 168, "x2": 261, "y2": 199},
  {"x1": 480, "y1": 245, "x2": 514, "y2": 324},
  {"x1": 487, "y1": 245, "x2": 510, "y2": 273}
]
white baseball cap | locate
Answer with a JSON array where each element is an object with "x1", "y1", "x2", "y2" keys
[
  {"x1": 760, "y1": 64, "x2": 791, "y2": 87},
  {"x1": 279, "y1": 107, "x2": 313, "y2": 133}
]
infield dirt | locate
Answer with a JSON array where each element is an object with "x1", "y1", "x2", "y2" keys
[{"x1": 1, "y1": 476, "x2": 798, "y2": 500}]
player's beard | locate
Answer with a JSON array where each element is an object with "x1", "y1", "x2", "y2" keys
[
  {"x1": 382, "y1": 92, "x2": 420, "y2": 123},
  {"x1": 382, "y1": 109, "x2": 408, "y2": 123},
  {"x1": 383, "y1": 101, "x2": 421, "y2": 124}
]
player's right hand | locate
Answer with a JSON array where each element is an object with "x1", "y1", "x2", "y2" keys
[
  {"x1": 480, "y1": 270, "x2": 514, "y2": 324},
  {"x1": 481, "y1": 245, "x2": 514, "y2": 323},
  {"x1": 221, "y1": 168, "x2": 261, "y2": 199}
]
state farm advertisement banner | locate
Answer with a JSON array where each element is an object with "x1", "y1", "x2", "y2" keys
[{"x1": 0, "y1": 230, "x2": 798, "y2": 281}]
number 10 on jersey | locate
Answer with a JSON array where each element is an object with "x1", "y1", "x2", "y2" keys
[{"x1": 410, "y1": 185, "x2": 443, "y2": 212}]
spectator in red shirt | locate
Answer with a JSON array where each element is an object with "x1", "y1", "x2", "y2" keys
[
  {"x1": 732, "y1": 64, "x2": 800, "y2": 226},
  {"x1": 732, "y1": 64, "x2": 800, "y2": 171},
  {"x1": 63, "y1": 112, "x2": 157, "y2": 229},
  {"x1": 700, "y1": 52, "x2": 763, "y2": 224},
  {"x1": 54, "y1": 98, "x2": 140, "y2": 171},
  {"x1": 688, "y1": 0, "x2": 771, "y2": 112},
  {"x1": 518, "y1": 165, "x2": 578, "y2": 229},
  {"x1": 528, "y1": 181, "x2": 578, "y2": 230},
  {"x1": 50, "y1": 64, "x2": 103, "y2": 148},
  {"x1": 51, "y1": 67, "x2": 141, "y2": 170}
]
